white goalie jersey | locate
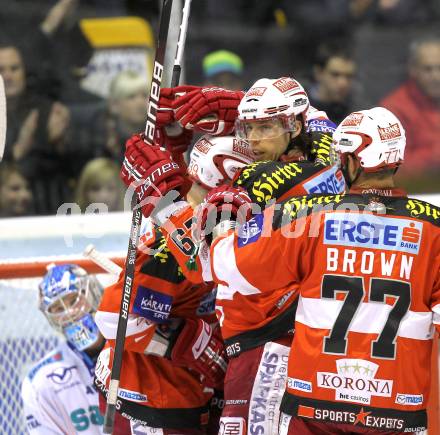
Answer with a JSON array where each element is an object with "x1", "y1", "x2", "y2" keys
[{"x1": 21, "y1": 341, "x2": 103, "y2": 435}]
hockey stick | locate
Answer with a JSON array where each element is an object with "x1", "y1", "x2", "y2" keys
[
  {"x1": 0, "y1": 75, "x2": 7, "y2": 161},
  {"x1": 102, "y1": 1, "x2": 174, "y2": 432},
  {"x1": 102, "y1": 0, "x2": 192, "y2": 432},
  {"x1": 83, "y1": 244, "x2": 123, "y2": 275}
]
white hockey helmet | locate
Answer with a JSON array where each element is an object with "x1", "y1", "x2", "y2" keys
[
  {"x1": 333, "y1": 107, "x2": 406, "y2": 173},
  {"x1": 235, "y1": 77, "x2": 310, "y2": 141},
  {"x1": 188, "y1": 135, "x2": 255, "y2": 190}
]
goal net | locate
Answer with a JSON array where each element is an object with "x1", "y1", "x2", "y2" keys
[
  {"x1": 0, "y1": 212, "x2": 128, "y2": 435},
  {"x1": 0, "y1": 276, "x2": 61, "y2": 435}
]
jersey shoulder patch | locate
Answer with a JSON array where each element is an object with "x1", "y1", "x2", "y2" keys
[
  {"x1": 27, "y1": 349, "x2": 64, "y2": 381},
  {"x1": 140, "y1": 235, "x2": 186, "y2": 284}
]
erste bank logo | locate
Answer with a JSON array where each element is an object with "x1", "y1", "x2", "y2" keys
[{"x1": 324, "y1": 214, "x2": 422, "y2": 254}]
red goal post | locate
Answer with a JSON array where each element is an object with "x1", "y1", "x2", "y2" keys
[{"x1": 0, "y1": 255, "x2": 125, "y2": 279}]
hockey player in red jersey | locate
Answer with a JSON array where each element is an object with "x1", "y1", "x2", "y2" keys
[
  {"x1": 198, "y1": 107, "x2": 440, "y2": 434},
  {"x1": 120, "y1": 77, "x2": 345, "y2": 434},
  {"x1": 95, "y1": 134, "x2": 253, "y2": 434},
  {"x1": 123, "y1": 104, "x2": 440, "y2": 433}
]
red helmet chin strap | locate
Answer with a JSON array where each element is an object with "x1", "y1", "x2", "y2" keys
[{"x1": 340, "y1": 153, "x2": 362, "y2": 188}]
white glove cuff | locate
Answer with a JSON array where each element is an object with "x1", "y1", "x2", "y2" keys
[{"x1": 152, "y1": 200, "x2": 189, "y2": 226}]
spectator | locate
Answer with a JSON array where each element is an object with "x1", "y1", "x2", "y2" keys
[
  {"x1": 350, "y1": 0, "x2": 440, "y2": 25},
  {"x1": 89, "y1": 70, "x2": 149, "y2": 163},
  {"x1": 380, "y1": 36, "x2": 440, "y2": 191},
  {"x1": 0, "y1": 163, "x2": 33, "y2": 218},
  {"x1": 0, "y1": 43, "x2": 72, "y2": 214},
  {"x1": 202, "y1": 49, "x2": 244, "y2": 90},
  {"x1": 75, "y1": 158, "x2": 124, "y2": 213},
  {"x1": 307, "y1": 42, "x2": 362, "y2": 124}
]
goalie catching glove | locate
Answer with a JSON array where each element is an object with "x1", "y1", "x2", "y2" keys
[
  {"x1": 120, "y1": 134, "x2": 190, "y2": 218},
  {"x1": 168, "y1": 318, "x2": 227, "y2": 389}
]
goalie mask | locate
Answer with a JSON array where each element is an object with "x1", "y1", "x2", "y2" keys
[
  {"x1": 188, "y1": 135, "x2": 254, "y2": 190},
  {"x1": 333, "y1": 107, "x2": 406, "y2": 173},
  {"x1": 39, "y1": 264, "x2": 103, "y2": 351},
  {"x1": 235, "y1": 77, "x2": 310, "y2": 141}
]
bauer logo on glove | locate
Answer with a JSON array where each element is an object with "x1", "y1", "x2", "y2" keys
[{"x1": 120, "y1": 134, "x2": 191, "y2": 219}]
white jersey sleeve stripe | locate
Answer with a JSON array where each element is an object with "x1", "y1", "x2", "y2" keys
[
  {"x1": 95, "y1": 311, "x2": 154, "y2": 339},
  {"x1": 296, "y1": 296, "x2": 434, "y2": 340},
  {"x1": 433, "y1": 303, "x2": 440, "y2": 325},
  {"x1": 212, "y1": 234, "x2": 260, "y2": 296}
]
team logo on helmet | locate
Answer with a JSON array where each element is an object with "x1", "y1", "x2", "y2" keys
[
  {"x1": 378, "y1": 123, "x2": 402, "y2": 141},
  {"x1": 232, "y1": 139, "x2": 254, "y2": 158},
  {"x1": 246, "y1": 87, "x2": 267, "y2": 97},
  {"x1": 194, "y1": 137, "x2": 212, "y2": 154},
  {"x1": 341, "y1": 113, "x2": 364, "y2": 127},
  {"x1": 272, "y1": 77, "x2": 300, "y2": 93}
]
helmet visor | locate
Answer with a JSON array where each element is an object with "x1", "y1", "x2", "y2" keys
[{"x1": 235, "y1": 117, "x2": 295, "y2": 141}]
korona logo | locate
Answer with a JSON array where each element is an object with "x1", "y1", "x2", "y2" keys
[{"x1": 317, "y1": 359, "x2": 392, "y2": 405}]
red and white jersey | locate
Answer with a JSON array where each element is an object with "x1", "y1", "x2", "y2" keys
[
  {"x1": 94, "y1": 229, "x2": 215, "y2": 428},
  {"x1": 209, "y1": 190, "x2": 440, "y2": 432},
  {"x1": 161, "y1": 160, "x2": 345, "y2": 355}
]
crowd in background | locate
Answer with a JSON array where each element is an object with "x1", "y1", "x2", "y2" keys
[{"x1": 0, "y1": 0, "x2": 439, "y2": 218}]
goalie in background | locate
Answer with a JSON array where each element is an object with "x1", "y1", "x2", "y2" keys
[{"x1": 21, "y1": 264, "x2": 129, "y2": 435}]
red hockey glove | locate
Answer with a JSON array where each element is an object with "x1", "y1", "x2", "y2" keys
[
  {"x1": 120, "y1": 134, "x2": 190, "y2": 218},
  {"x1": 195, "y1": 185, "x2": 253, "y2": 243},
  {"x1": 155, "y1": 126, "x2": 194, "y2": 156},
  {"x1": 170, "y1": 319, "x2": 227, "y2": 389},
  {"x1": 157, "y1": 85, "x2": 199, "y2": 128},
  {"x1": 174, "y1": 87, "x2": 244, "y2": 136}
]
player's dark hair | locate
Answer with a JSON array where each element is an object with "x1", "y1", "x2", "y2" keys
[
  {"x1": 314, "y1": 41, "x2": 354, "y2": 69},
  {"x1": 288, "y1": 119, "x2": 312, "y2": 156}
]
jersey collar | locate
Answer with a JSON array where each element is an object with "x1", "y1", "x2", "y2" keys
[{"x1": 66, "y1": 341, "x2": 96, "y2": 376}]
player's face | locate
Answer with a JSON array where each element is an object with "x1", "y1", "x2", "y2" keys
[
  {"x1": 0, "y1": 172, "x2": 33, "y2": 217},
  {"x1": 410, "y1": 42, "x2": 440, "y2": 100},
  {"x1": 0, "y1": 47, "x2": 26, "y2": 98},
  {"x1": 48, "y1": 292, "x2": 90, "y2": 327},
  {"x1": 246, "y1": 119, "x2": 301, "y2": 161}
]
